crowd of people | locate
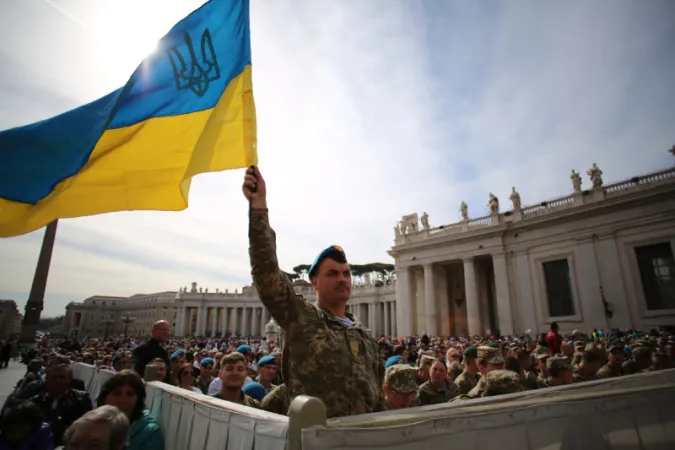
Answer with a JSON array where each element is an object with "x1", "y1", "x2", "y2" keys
[{"x1": 1, "y1": 321, "x2": 673, "y2": 449}]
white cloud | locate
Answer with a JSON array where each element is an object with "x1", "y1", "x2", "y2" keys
[{"x1": 1, "y1": 0, "x2": 674, "y2": 317}]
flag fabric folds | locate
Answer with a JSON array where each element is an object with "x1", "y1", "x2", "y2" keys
[{"x1": 0, "y1": 0, "x2": 257, "y2": 237}]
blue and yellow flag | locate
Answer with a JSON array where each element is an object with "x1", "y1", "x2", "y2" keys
[{"x1": 0, "y1": 0, "x2": 256, "y2": 237}]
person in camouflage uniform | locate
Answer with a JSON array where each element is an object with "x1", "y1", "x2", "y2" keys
[
  {"x1": 515, "y1": 348, "x2": 538, "y2": 390},
  {"x1": 418, "y1": 359, "x2": 460, "y2": 405},
  {"x1": 454, "y1": 346, "x2": 481, "y2": 395},
  {"x1": 260, "y1": 384, "x2": 291, "y2": 415},
  {"x1": 622, "y1": 344, "x2": 653, "y2": 375},
  {"x1": 597, "y1": 342, "x2": 625, "y2": 378},
  {"x1": 538, "y1": 355, "x2": 573, "y2": 388},
  {"x1": 572, "y1": 340, "x2": 585, "y2": 368},
  {"x1": 572, "y1": 343, "x2": 604, "y2": 383},
  {"x1": 209, "y1": 352, "x2": 260, "y2": 408},
  {"x1": 243, "y1": 167, "x2": 384, "y2": 418},
  {"x1": 383, "y1": 365, "x2": 418, "y2": 410},
  {"x1": 484, "y1": 370, "x2": 523, "y2": 397},
  {"x1": 416, "y1": 354, "x2": 435, "y2": 386},
  {"x1": 534, "y1": 346, "x2": 551, "y2": 382},
  {"x1": 465, "y1": 346, "x2": 505, "y2": 399}
]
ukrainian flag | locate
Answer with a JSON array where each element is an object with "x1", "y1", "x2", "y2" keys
[{"x1": 0, "y1": 0, "x2": 256, "y2": 238}]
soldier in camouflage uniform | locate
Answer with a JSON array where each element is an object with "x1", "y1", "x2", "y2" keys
[
  {"x1": 454, "y1": 346, "x2": 481, "y2": 395},
  {"x1": 465, "y1": 346, "x2": 505, "y2": 398},
  {"x1": 383, "y1": 365, "x2": 418, "y2": 410},
  {"x1": 209, "y1": 352, "x2": 260, "y2": 408},
  {"x1": 539, "y1": 356, "x2": 573, "y2": 388},
  {"x1": 572, "y1": 341, "x2": 585, "y2": 368},
  {"x1": 416, "y1": 354, "x2": 435, "y2": 386},
  {"x1": 243, "y1": 167, "x2": 384, "y2": 418},
  {"x1": 572, "y1": 343, "x2": 604, "y2": 383},
  {"x1": 484, "y1": 370, "x2": 523, "y2": 397},
  {"x1": 622, "y1": 345, "x2": 653, "y2": 375},
  {"x1": 260, "y1": 383, "x2": 290, "y2": 415},
  {"x1": 534, "y1": 346, "x2": 551, "y2": 382},
  {"x1": 418, "y1": 359, "x2": 460, "y2": 405},
  {"x1": 597, "y1": 342, "x2": 625, "y2": 378},
  {"x1": 516, "y1": 348, "x2": 539, "y2": 390}
]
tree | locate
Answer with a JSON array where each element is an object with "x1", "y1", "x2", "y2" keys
[
  {"x1": 292, "y1": 264, "x2": 311, "y2": 280},
  {"x1": 283, "y1": 271, "x2": 299, "y2": 281}
]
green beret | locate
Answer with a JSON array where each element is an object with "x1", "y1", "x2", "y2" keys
[{"x1": 463, "y1": 346, "x2": 478, "y2": 358}]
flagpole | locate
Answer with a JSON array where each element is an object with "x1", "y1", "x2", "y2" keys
[{"x1": 19, "y1": 219, "x2": 59, "y2": 345}]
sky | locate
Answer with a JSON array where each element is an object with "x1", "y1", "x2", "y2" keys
[{"x1": 0, "y1": 0, "x2": 674, "y2": 317}]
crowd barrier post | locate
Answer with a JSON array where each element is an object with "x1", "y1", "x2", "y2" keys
[{"x1": 287, "y1": 395, "x2": 327, "y2": 450}]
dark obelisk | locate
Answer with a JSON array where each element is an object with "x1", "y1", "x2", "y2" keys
[{"x1": 19, "y1": 220, "x2": 59, "y2": 344}]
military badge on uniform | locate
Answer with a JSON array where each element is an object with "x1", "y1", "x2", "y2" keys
[{"x1": 349, "y1": 338, "x2": 360, "y2": 358}]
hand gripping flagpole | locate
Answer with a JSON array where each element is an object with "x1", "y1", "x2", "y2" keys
[{"x1": 248, "y1": 165, "x2": 257, "y2": 239}]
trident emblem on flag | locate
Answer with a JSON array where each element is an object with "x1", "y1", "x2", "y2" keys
[{"x1": 167, "y1": 29, "x2": 221, "y2": 97}]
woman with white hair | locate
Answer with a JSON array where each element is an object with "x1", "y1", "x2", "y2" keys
[{"x1": 63, "y1": 405, "x2": 129, "y2": 450}]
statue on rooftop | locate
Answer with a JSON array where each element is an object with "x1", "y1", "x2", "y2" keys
[
  {"x1": 190, "y1": 282, "x2": 197, "y2": 293},
  {"x1": 394, "y1": 222, "x2": 401, "y2": 239},
  {"x1": 421, "y1": 212, "x2": 430, "y2": 231},
  {"x1": 587, "y1": 163, "x2": 603, "y2": 188},
  {"x1": 510, "y1": 186, "x2": 521, "y2": 210},
  {"x1": 489, "y1": 193, "x2": 500, "y2": 214},
  {"x1": 460, "y1": 201, "x2": 469, "y2": 221},
  {"x1": 570, "y1": 169, "x2": 582, "y2": 193}
]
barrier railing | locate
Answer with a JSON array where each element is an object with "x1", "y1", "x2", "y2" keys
[{"x1": 72, "y1": 363, "x2": 675, "y2": 450}]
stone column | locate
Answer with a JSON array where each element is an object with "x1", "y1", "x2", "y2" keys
[
  {"x1": 211, "y1": 308, "x2": 218, "y2": 336},
  {"x1": 367, "y1": 303, "x2": 375, "y2": 333},
  {"x1": 220, "y1": 306, "x2": 230, "y2": 337},
  {"x1": 423, "y1": 264, "x2": 438, "y2": 335},
  {"x1": 391, "y1": 302, "x2": 397, "y2": 337},
  {"x1": 233, "y1": 307, "x2": 240, "y2": 336},
  {"x1": 383, "y1": 302, "x2": 390, "y2": 336},
  {"x1": 194, "y1": 306, "x2": 204, "y2": 335},
  {"x1": 463, "y1": 258, "x2": 481, "y2": 336},
  {"x1": 242, "y1": 306, "x2": 249, "y2": 336},
  {"x1": 492, "y1": 253, "x2": 514, "y2": 336},
  {"x1": 177, "y1": 306, "x2": 185, "y2": 337},
  {"x1": 395, "y1": 266, "x2": 412, "y2": 337}
]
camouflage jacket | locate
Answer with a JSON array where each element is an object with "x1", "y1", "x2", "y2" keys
[
  {"x1": 522, "y1": 370, "x2": 540, "y2": 390},
  {"x1": 453, "y1": 370, "x2": 480, "y2": 395},
  {"x1": 596, "y1": 362, "x2": 623, "y2": 379},
  {"x1": 210, "y1": 390, "x2": 260, "y2": 409},
  {"x1": 418, "y1": 380, "x2": 460, "y2": 405},
  {"x1": 249, "y1": 210, "x2": 385, "y2": 418},
  {"x1": 572, "y1": 365, "x2": 598, "y2": 383},
  {"x1": 466, "y1": 378, "x2": 485, "y2": 398},
  {"x1": 260, "y1": 383, "x2": 291, "y2": 415}
]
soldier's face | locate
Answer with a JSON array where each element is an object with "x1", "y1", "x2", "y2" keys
[
  {"x1": 311, "y1": 259, "x2": 352, "y2": 304},
  {"x1": 430, "y1": 362, "x2": 447, "y2": 383},
  {"x1": 221, "y1": 361, "x2": 247, "y2": 388}
]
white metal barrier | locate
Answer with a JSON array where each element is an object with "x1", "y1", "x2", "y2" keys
[{"x1": 71, "y1": 363, "x2": 675, "y2": 450}]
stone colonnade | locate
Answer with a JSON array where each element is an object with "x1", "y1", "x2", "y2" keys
[
  {"x1": 395, "y1": 254, "x2": 513, "y2": 337},
  {"x1": 175, "y1": 305, "x2": 271, "y2": 337},
  {"x1": 346, "y1": 300, "x2": 397, "y2": 337}
]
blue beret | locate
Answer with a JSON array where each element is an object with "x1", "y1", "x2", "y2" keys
[
  {"x1": 385, "y1": 356, "x2": 403, "y2": 368},
  {"x1": 170, "y1": 349, "x2": 185, "y2": 361},
  {"x1": 200, "y1": 357, "x2": 215, "y2": 368},
  {"x1": 236, "y1": 345, "x2": 252, "y2": 354},
  {"x1": 257, "y1": 355, "x2": 276, "y2": 367},
  {"x1": 242, "y1": 382, "x2": 267, "y2": 402},
  {"x1": 308, "y1": 245, "x2": 346, "y2": 278}
]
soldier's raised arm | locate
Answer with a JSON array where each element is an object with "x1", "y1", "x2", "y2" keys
[{"x1": 243, "y1": 166, "x2": 305, "y2": 329}]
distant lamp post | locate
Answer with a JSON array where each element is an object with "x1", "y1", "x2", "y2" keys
[
  {"x1": 121, "y1": 312, "x2": 136, "y2": 340},
  {"x1": 669, "y1": 145, "x2": 675, "y2": 165},
  {"x1": 102, "y1": 315, "x2": 114, "y2": 341}
]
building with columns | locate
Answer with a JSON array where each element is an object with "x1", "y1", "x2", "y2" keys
[
  {"x1": 390, "y1": 165, "x2": 675, "y2": 337},
  {"x1": 63, "y1": 280, "x2": 398, "y2": 339}
]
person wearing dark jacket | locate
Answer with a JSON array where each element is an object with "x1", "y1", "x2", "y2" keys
[
  {"x1": 29, "y1": 364, "x2": 92, "y2": 447},
  {"x1": 132, "y1": 321, "x2": 170, "y2": 382}
]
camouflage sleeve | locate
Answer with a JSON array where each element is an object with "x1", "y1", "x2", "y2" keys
[{"x1": 249, "y1": 209, "x2": 306, "y2": 329}]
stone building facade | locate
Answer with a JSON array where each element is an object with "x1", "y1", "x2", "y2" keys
[
  {"x1": 63, "y1": 164, "x2": 675, "y2": 340},
  {"x1": 63, "y1": 280, "x2": 397, "y2": 339},
  {"x1": 391, "y1": 165, "x2": 675, "y2": 337}
]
